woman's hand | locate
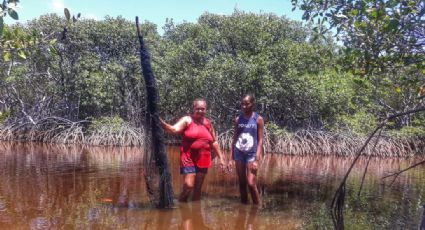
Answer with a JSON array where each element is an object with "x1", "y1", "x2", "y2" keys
[
  {"x1": 248, "y1": 154, "x2": 262, "y2": 172},
  {"x1": 227, "y1": 160, "x2": 234, "y2": 173},
  {"x1": 256, "y1": 154, "x2": 262, "y2": 163},
  {"x1": 219, "y1": 157, "x2": 226, "y2": 171},
  {"x1": 248, "y1": 161, "x2": 258, "y2": 172}
]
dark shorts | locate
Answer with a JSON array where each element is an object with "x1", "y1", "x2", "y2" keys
[
  {"x1": 180, "y1": 166, "x2": 209, "y2": 174},
  {"x1": 233, "y1": 150, "x2": 256, "y2": 164}
]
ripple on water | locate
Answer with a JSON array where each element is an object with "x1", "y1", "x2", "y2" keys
[
  {"x1": 87, "y1": 207, "x2": 100, "y2": 221},
  {"x1": 0, "y1": 201, "x2": 7, "y2": 212},
  {"x1": 30, "y1": 217, "x2": 50, "y2": 230}
]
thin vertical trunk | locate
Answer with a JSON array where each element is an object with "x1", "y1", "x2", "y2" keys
[{"x1": 135, "y1": 17, "x2": 174, "y2": 208}]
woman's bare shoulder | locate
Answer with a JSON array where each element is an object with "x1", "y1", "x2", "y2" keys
[{"x1": 181, "y1": 115, "x2": 192, "y2": 124}]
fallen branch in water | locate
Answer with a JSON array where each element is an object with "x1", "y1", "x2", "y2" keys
[
  {"x1": 382, "y1": 158, "x2": 425, "y2": 186},
  {"x1": 357, "y1": 128, "x2": 384, "y2": 198}
]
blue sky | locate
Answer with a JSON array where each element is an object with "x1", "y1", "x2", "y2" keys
[{"x1": 6, "y1": 0, "x2": 304, "y2": 31}]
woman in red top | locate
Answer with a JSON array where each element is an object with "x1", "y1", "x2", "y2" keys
[{"x1": 160, "y1": 99, "x2": 226, "y2": 202}]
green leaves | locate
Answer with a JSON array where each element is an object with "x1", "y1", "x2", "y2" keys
[
  {"x1": 0, "y1": 17, "x2": 3, "y2": 36},
  {"x1": 383, "y1": 19, "x2": 399, "y2": 31},
  {"x1": 1, "y1": 27, "x2": 32, "y2": 61},
  {"x1": 3, "y1": 51, "x2": 11, "y2": 61},
  {"x1": 395, "y1": 87, "x2": 401, "y2": 93},
  {"x1": 293, "y1": 0, "x2": 424, "y2": 77},
  {"x1": 367, "y1": 8, "x2": 378, "y2": 19},
  {"x1": 354, "y1": 21, "x2": 367, "y2": 29},
  {"x1": 350, "y1": 9, "x2": 359, "y2": 16},
  {"x1": 157, "y1": 11, "x2": 340, "y2": 127},
  {"x1": 8, "y1": 9, "x2": 18, "y2": 20},
  {"x1": 386, "y1": 0, "x2": 399, "y2": 8},
  {"x1": 17, "y1": 50, "x2": 26, "y2": 59},
  {"x1": 0, "y1": 9, "x2": 422, "y2": 135},
  {"x1": 64, "y1": 8, "x2": 70, "y2": 21},
  {"x1": 0, "y1": 1, "x2": 20, "y2": 37}
]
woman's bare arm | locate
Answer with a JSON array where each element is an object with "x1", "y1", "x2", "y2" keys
[
  {"x1": 209, "y1": 124, "x2": 225, "y2": 168},
  {"x1": 160, "y1": 116, "x2": 190, "y2": 135},
  {"x1": 228, "y1": 116, "x2": 239, "y2": 169},
  {"x1": 256, "y1": 116, "x2": 264, "y2": 161}
]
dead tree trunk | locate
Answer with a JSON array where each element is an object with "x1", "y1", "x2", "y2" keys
[{"x1": 135, "y1": 17, "x2": 174, "y2": 208}]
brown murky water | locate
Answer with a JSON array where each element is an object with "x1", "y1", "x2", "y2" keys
[{"x1": 0, "y1": 141, "x2": 424, "y2": 229}]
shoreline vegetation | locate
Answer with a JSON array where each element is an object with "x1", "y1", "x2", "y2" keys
[
  {"x1": 1, "y1": 118, "x2": 423, "y2": 157},
  {"x1": 1, "y1": 11, "x2": 424, "y2": 158}
]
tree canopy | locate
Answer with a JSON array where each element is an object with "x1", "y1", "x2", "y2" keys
[{"x1": 0, "y1": 9, "x2": 424, "y2": 139}]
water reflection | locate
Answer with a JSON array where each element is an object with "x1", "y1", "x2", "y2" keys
[
  {"x1": 30, "y1": 216, "x2": 50, "y2": 230},
  {"x1": 0, "y1": 141, "x2": 424, "y2": 229},
  {"x1": 180, "y1": 202, "x2": 211, "y2": 230},
  {"x1": 234, "y1": 205, "x2": 258, "y2": 230}
]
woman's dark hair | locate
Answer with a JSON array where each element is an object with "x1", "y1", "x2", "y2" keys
[
  {"x1": 192, "y1": 98, "x2": 207, "y2": 107},
  {"x1": 242, "y1": 94, "x2": 255, "y2": 103}
]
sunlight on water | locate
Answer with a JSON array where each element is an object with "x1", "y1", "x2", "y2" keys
[{"x1": 0, "y1": 141, "x2": 424, "y2": 229}]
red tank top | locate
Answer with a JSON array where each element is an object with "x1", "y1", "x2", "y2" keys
[{"x1": 180, "y1": 116, "x2": 214, "y2": 168}]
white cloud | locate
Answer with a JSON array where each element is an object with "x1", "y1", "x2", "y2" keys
[{"x1": 50, "y1": 0, "x2": 65, "y2": 13}]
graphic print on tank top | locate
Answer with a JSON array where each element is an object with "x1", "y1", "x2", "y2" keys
[{"x1": 235, "y1": 113, "x2": 258, "y2": 153}]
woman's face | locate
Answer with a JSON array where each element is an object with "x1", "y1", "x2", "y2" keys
[
  {"x1": 192, "y1": 100, "x2": 207, "y2": 119},
  {"x1": 241, "y1": 96, "x2": 254, "y2": 113}
]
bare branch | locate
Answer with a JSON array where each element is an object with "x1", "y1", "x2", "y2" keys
[
  {"x1": 382, "y1": 159, "x2": 425, "y2": 181},
  {"x1": 331, "y1": 106, "x2": 425, "y2": 229}
]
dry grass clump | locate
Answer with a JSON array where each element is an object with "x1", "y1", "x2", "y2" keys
[
  {"x1": 0, "y1": 116, "x2": 145, "y2": 146},
  {"x1": 86, "y1": 122, "x2": 144, "y2": 146},
  {"x1": 218, "y1": 129, "x2": 425, "y2": 157},
  {"x1": 0, "y1": 117, "x2": 85, "y2": 143},
  {"x1": 2, "y1": 117, "x2": 423, "y2": 155}
]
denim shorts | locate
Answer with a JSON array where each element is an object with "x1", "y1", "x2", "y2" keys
[
  {"x1": 180, "y1": 166, "x2": 208, "y2": 174},
  {"x1": 233, "y1": 150, "x2": 256, "y2": 164}
]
